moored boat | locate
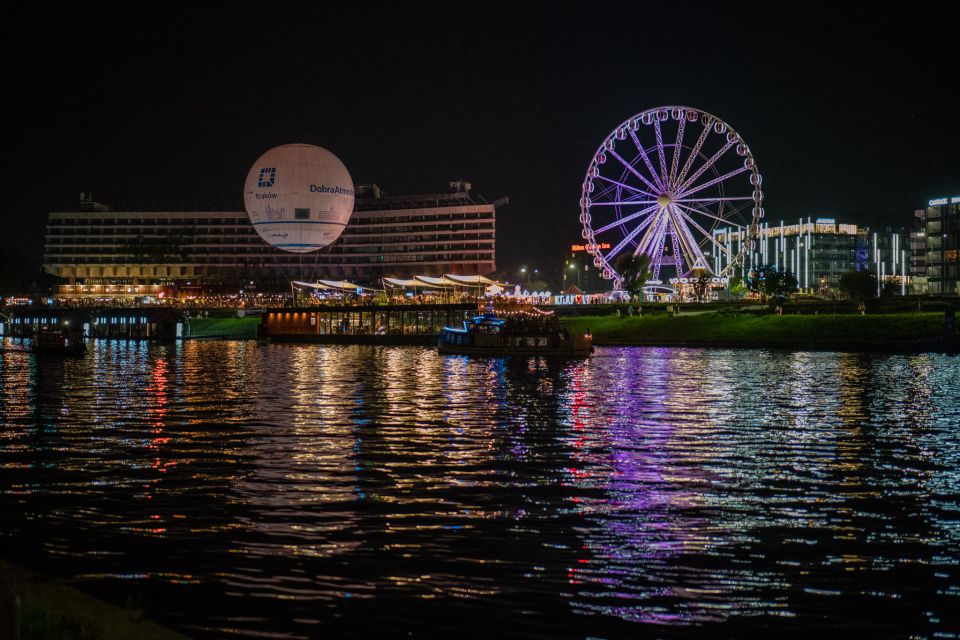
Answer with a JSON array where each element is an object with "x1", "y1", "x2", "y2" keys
[
  {"x1": 32, "y1": 326, "x2": 86, "y2": 356},
  {"x1": 438, "y1": 307, "x2": 592, "y2": 357}
]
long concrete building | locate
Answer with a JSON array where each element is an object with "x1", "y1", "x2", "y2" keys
[{"x1": 44, "y1": 182, "x2": 500, "y2": 297}]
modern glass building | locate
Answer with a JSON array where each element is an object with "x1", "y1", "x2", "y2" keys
[
  {"x1": 919, "y1": 196, "x2": 960, "y2": 295},
  {"x1": 44, "y1": 183, "x2": 500, "y2": 297},
  {"x1": 715, "y1": 218, "x2": 908, "y2": 293}
]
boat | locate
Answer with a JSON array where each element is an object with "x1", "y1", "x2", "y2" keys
[
  {"x1": 32, "y1": 326, "x2": 86, "y2": 356},
  {"x1": 438, "y1": 307, "x2": 592, "y2": 357}
]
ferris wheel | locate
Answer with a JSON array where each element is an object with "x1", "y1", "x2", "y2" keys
[{"x1": 579, "y1": 106, "x2": 763, "y2": 287}]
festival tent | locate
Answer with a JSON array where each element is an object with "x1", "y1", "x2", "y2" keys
[
  {"x1": 382, "y1": 277, "x2": 445, "y2": 289},
  {"x1": 292, "y1": 280, "x2": 378, "y2": 292},
  {"x1": 413, "y1": 275, "x2": 458, "y2": 287},
  {"x1": 443, "y1": 274, "x2": 506, "y2": 286}
]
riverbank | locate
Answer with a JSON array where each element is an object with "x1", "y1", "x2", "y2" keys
[
  {"x1": 185, "y1": 316, "x2": 260, "y2": 339},
  {"x1": 560, "y1": 312, "x2": 954, "y2": 351},
  {"x1": 0, "y1": 559, "x2": 187, "y2": 640}
]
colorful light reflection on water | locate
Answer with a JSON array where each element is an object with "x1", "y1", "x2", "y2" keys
[{"x1": 1, "y1": 339, "x2": 958, "y2": 638}]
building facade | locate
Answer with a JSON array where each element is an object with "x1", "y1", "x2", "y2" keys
[
  {"x1": 910, "y1": 209, "x2": 927, "y2": 277},
  {"x1": 715, "y1": 218, "x2": 908, "y2": 293},
  {"x1": 44, "y1": 183, "x2": 499, "y2": 296},
  {"x1": 562, "y1": 243, "x2": 610, "y2": 292},
  {"x1": 919, "y1": 196, "x2": 960, "y2": 295}
]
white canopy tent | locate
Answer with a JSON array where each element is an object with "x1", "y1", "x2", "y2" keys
[
  {"x1": 443, "y1": 274, "x2": 506, "y2": 286},
  {"x1": 293, "y1": 280, "x2": 378, "y2": 292},
  {"x1": 413, "y1": 275, "x2": 457, "y2": 287},
  {"x1": 382, "y1": 277, "x2": 445, "y2": 289}
]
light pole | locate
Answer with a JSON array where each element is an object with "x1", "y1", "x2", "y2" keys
[{"x1": 565, "y1": 262, "x2": 576, "y2": 289}]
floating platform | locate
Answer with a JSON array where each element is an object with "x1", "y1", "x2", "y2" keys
[{"x1": 262, "y1": 303, "x2": 477, "y2": 345}]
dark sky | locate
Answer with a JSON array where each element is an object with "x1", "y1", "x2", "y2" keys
[{"x1": 4, "y1": 1, "x2": 958, "y2": 273}]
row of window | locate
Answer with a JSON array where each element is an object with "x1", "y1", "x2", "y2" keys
[
  {"x1": 48, "y1": 210, "x2": 494, "y2": 227},
  {"x1": 46, "y1": 252, "x2": 496, "y2": 265},
  {"x1": 47, "y1": 229, "x2": 495, "y2": 248}
]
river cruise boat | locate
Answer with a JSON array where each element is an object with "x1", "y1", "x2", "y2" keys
[
  {"x1": 33, "y1": 326, "x2": 86, "y2": 356},
  {"x1": 438, "y1": 308, "x2": 592, "y2": 357}
]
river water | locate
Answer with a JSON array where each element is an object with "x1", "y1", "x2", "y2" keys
[{"x1": 1, "y1": 339, "x2": 959, "y2": 638}]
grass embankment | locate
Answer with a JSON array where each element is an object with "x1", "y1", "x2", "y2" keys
[
  {"x1": 186, "y1": 316, "x2": 260, "y2": 339},
  {"x1": 561, "y1": 312, "x2": 948, "y2": 350},
  {"x1": 0, "y1": 559, "x2": 187, "y2": 640}
]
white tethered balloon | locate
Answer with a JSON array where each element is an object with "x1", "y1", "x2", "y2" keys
[{"x1": 244, "y1": 143, "x2": 355, "y2": 253}]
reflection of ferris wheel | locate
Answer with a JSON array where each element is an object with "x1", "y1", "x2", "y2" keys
[{"x1": 579, "y1": 106, "x2": 763, "y2": 287}]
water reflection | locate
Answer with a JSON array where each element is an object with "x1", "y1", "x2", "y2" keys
[{"x1": 0, "y1": 339, "x2": 958, "y2": 637}]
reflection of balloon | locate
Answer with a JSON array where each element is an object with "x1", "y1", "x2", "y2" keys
[{"x1": 243, "y1": 144, "x2": 355, "y2": 253}]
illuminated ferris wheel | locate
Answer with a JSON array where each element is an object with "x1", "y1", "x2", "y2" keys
[{"x1": 579, "y1": 106, "x2": 763, "y2": 287}]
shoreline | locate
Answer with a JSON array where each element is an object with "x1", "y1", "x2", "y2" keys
[
  {"x1": 0, "y1": 559, "x2": 187, "y2": 640},
  {"x1": 560, "y1": 312, "x2": 958, "y2": 354}
]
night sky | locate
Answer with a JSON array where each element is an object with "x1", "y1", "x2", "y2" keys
[{"x1": 4, "y1": 1, "x2": 958, "y2": 278}]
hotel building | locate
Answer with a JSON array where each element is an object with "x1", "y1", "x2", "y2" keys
[{"x1": 44, "y1": 183, "x2": 500, "y2": 298}]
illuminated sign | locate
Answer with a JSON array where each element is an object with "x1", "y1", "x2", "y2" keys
[
  {"x1": 815, "y1": 217, "x2": 835, "y2": 224},
  {"x1": 571, "y1": 242, "x2": 611, "y2": 252},
  {"x1": 553, "y1": 293, "x2": 608, "y2": 305},
  {"x1": 668, "y1": 276, "x2": 730, "y2": 285},
  {"x1": 929, "y1": 197, "x2": 949, "y2": 206}
]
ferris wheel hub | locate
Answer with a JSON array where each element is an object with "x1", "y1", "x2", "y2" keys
[{"x1": 656, "y1": 194, "x2": 671, "y2": 207}]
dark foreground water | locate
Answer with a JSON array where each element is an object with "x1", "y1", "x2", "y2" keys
[{"x1": 1, "y1": 339, "x2": 959, "y2": 639}]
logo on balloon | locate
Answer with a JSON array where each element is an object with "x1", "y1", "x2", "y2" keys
[
  {"x1": 309, "y1": 184, "x2": 354, "y2": 196},
  {"x1": 257, "y1": 167, "x2": 276, "y2": 188}
]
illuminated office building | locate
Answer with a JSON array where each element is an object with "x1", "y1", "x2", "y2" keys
[
  {"x1": 716, "y1": 218, "x2": 908, "y2": 292},
  {"x1": 919, "y1": 196, "x2": 960, "y2": 295}
]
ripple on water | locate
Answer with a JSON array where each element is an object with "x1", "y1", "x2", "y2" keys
[{"x1": 1, "y1": 339, "x2": 959, "y2": 637}]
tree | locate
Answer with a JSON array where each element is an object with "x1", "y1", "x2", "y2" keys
[
  {"x1": 746, "y1": 264, "x2": 798, "y2": 306},
  {"x1": 768, "y1": 270, "x2": 799, "y2": 305},
  {"x1": 525, "y1": 279, "x2": 550, "y2": 292},
  {"x1": 728, "y1": 276, "x2": 747, "y2": 298},
  {"x1": 614, "y1": 253, "x2": 652, "y2": 301},
  {"x1": 837, "y1": 270, "x2": 876, "y2": 304},
  {"x1": 689, "y1": 267, "x2": 710, "y2": 303}
]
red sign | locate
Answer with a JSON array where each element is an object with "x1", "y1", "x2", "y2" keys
[{"x1": 571, "y1": 243, "x2": 611, "y2": 252}]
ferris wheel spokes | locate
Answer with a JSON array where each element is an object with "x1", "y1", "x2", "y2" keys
[
  {"x1": 593, "y1": 174, "x2": 659, "y2": 199},
  {"x1": 670, "y1": 117, "x2": 685, "y2": 186},
  {"x1": 681, "y1": 165, "x2": 752, "y2": 199},
  {"x1": 653, "y1": 119, "x2": 670, "y2": 186},
  {"x1": 673, "y1": 196, "x2": 754, "y2": 203},
  {"x1": 674, "y1": 202, "x2": 750, "y2": 230},
  {"x1": 628, "y1": 129, "x2": 667, "y2": 192},
  {"x1": 608, "y1": 147, "x2": 662, "y2": 195},
  {"x1": 666, "y1": 207, "x2": 710, "y2": 276},
  {"x1": 604, "y1": 210, "x2": 660, "y2": 263},
  {"x1": 676, "y1": 140, "x2": 735, "y2": 195},
  {"x1": 590, "y1": 199, "x2": 658, "y2": 207},
  {"x1": 592, "y1": 203, "x2": 660, "y2": 235},
  {"x1": 672, "y1": 206, "x2": 734, "y2": 261},
  {"x1": 675, "y1": 121, "x2": 713, "y2": 190}
]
